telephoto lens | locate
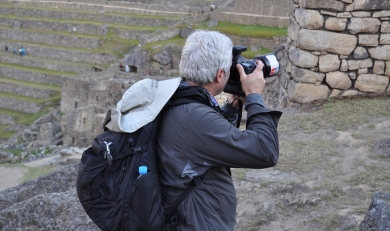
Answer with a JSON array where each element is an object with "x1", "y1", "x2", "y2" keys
[{"x1": 224, "y1": 45, "x2": 280, "y2": 96}]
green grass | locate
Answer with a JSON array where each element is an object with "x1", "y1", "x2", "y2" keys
[
  {"x1": 195, "y1": 21, "x2": 288, "y2": 39},
  {"x1": 0, "y1": 15, "x2": 169, "y2": 31},
  {"x1": 99, "y1": 29, "x2": 139, "y2": 57},
  {"x1": 238, "y1": 48, "x2": 274, "y2": 58},
  {"x1": 0, "y1": 95, "x2": 60, "y2": 125},
  {"x1": 0, "y1": 77, "x2": 62, "y2": 91},
  {"x1": 0, "y1": 25, "x2": 101, "y2": 39},
  {"x1": 0, "y1": 3, "x2": 11, "y2": 7},
  {"x1": 13, "y1": 5, "x2": 182, "y2": 20},
  {"x1": 0, "y1": 163, "x2": 55, "y2": 183},
  {"x1": 0, "y1": 62, "x2": 76, "y2": 76},
  {"x1": 0, "y1": 50, "x2": 93, "y2": 68},
  {"x1": 276, "y1": 139, "x2": 339, "y2": 174},
  {"x1": 0, "y1": 91, "x2": 60, "y2": 103},
  {"x1": 143, "y1": 36, "x2": 186, "y2": 54},
  {"x1": 1, "y1": 148, "x2": 23, "y2": 156},
  {"x1": 278, "y1": 96, "x2": 390, "y2": 133},
  {"x1": 0, "y1": 124, "x2": 16, "y2": 139}
]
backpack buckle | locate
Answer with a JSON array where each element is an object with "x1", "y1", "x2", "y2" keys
[
  {"x1": 131, "y1": 146, "x2": 143, "y2": 154},
  {"x1": 103, "y1": 141, "x2": 113, "y2": 165}
]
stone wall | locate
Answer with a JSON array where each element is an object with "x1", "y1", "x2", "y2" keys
[
  {"x1": 0, "y1": 98, "x2": 40, "y2": 113},
  {"x1": 234, "y1": 0, "x2": 291, "y2": 17},
  {"x1": 0, "y1": 17, "x2": 106, "y2": 36},
  {"x1": 8, "y1": 0, "x2": 189, "y2": 17},
  {"x1": 0, "y1": 54, "x2": 93, "y2": 73},
  {"x1": 0, "y1": 5, "x2": 183, "y2": 26},
  {"x1": 269, "y1": 0, "x2": 390, "y2": 107},
  {"x1": 211, "y1": 0, "x2": 291, "y2": 28},
  {"x1": 60, "y1": 68, "x2": 142, "y2": 147},
  {"x1": 0, "y1": 41, "x2": 117, "y2": 64},
  {"x1": 0, "y1": 83, "x2": 56, "y2": 99},
  {"x1": 0, "y1": 28, "x2": 101, "y2": 49},
  {"x1": 0, "y1": 67, "x2": 66, "y2": 85}
]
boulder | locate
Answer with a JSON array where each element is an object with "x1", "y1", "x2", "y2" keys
[{"x1": 360, "y1": 191, "x2": 390, "y2": 231}]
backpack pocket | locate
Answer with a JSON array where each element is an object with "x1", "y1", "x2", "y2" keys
[
  {"x1": 76, "y1": 147, "x2": 112, "y2": 231},
  {"x1": 130, "y1": 170, "x2": 164, "y2": 231}
]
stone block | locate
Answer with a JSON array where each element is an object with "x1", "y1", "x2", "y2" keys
[
  {"x1": 300, "y1": 0, "x2": 344, "y2": 12},
  {"x1": 289, "y1": 46, "x2": 318, "y2": 68},
  {"x1": 288, "y1": 18, "x2": 300, "y2": 42},
  {"x1": 298, "y1": 29, "x2": 357, "y2": 55},
  {"x1": 354, "y1": 0, "x2": 390, "y2": 10},
  {"x1": 385, "y1": 61, "x2": 390, "y2": 76},
  {"x1": 326, "y1": 71, "x2": 352, "y2": 90},
  {"x1": 347, "y1": 18, "x2": 381, "y2": 34},
  {"x1": 381, "y1": 21, "x2": 390, "y2": 33},
  {"x1": 358, "y1": 68, "x2": 368, "y2": 74},
  {"x1": 355, "y1": 74, "x2": 389, "y2": 93},
  {"x1": 348, "y1": 58, "x2": 373, "y2": 70},
  {"x1": 342, "y1": 90, "x2": 359, "y2": 96},
  {"x1": 340, "y1": 60, "x2": 348, "y2": 71},
  {"x1": 359, "y1": 34, "x2": 379, "y2": 46},
  {"x1": 325, "y1": 17, "x2": 347, "y2": 31},
  {"x1": 380, "y1": 34, "x2": 390, "y2": 44},
  {"x1": 373, "y1": 60, "x2": 385, "y2": 75},
  {"x1": 353, "y1": 47, "x2": 369, "y2": 59},
  {"x1": 320, "y1": 10, "x2": 337, "y2": 16},
  {"x1": 373, "y1": 10, "x2": 390, "y2": 17},
  {"x1": 337, "y1": 12, "x2": 352, "y2": 18},
  {"x1": 291, "y1": 66, "x2": 325, "y2": 85},
  {"x1": 319, "y1": 54, "x2": 340, "y2": 72},
  {"x1": 287, "y1": 81, "x2": 329, "y2": 103},
  {"x1": 351, "y1": 11, "x2": 372, "y2": 17},
  {"x1": 295, "y1": 8, "x2": 323, "y2": 29},
  {"x1": 369, "y1": 45, "x2": 390, "y2": 60},
  {"x1": 330, "y1": 89, "x2": 341, "y2": 97}
]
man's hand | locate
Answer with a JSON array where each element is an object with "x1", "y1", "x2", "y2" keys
[
  {"x1": 227, "y1": 94, "x2": 246, "y2": 109},
  {"x1": 236, "y1": 60, "x2": 265, "y2": 96}
]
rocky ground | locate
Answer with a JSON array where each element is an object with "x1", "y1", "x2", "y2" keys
[{"x1": 0, "y1": 95, "x2": 389, "y2": 230}]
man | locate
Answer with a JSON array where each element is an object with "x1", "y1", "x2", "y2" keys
[{"x1": 158, "y1": 30, "x2": 282, "y2": 230}]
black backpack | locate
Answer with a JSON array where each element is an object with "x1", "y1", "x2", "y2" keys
[{"x1": 76, "y1": 96, "x2": 205, "y2": 231}]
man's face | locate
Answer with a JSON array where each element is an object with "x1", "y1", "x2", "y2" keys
[{"x1": 222, "y1": 61, "x2": 232, "y2": 87}]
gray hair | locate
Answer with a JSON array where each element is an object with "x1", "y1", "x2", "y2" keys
[{"x1": 179, "y1": 30, "x2": 233, "y2": 85}]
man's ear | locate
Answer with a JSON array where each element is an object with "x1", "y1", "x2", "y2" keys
[{"x1": 215, "y1": 69, "x2": 224, "y2": 83}]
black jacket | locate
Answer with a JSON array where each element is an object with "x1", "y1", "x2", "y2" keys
[{"x1": 158, "y1": 81, "x2": 282, "y2": 231}]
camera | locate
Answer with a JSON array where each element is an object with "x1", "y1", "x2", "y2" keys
[{"x1": 223, "y1": 45, "x2": 279, "y2": 97}]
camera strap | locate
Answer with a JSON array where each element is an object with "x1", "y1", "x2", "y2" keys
[{"x1": 230, "y1": 97, "x2": 243, "y2": 128}]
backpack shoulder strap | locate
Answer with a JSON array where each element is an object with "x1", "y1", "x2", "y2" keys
[{"x1": 165, "y1": 173, "x2": 207, "y2": 229}]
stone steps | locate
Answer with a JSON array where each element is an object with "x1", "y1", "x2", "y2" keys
[
  {"x1": 0, "y1": 0, "x2": 200, "y2": 137},
  {"x1": 0, "y1": 27, "x2": 101, "y2": 49},
  {"x1": 0, "y1": 94, "x2": 42, "y2": 114},
  {"x1": 210, "y1": 12, "x2": 289, "y2": 28},
  {"x1": 0, "y1": 40, "x2": 117, "y2": 64},
  {"x1": 0, "y1": 14, "x2": 170, "y2": 34},
  {"x1": 0, "y1": 77, "x2": 60, "y2": 99},
  {"x1": 8, "y1": 0, "x2": 189, "y2": 17},
  {"x1": 0, "y1": 64, "x2": 68, "y2": 85},
  {"x1": 0, "y1": 82, "x2": 58, "y2": 99},
  {"x1": 0, "y1": 4, "x2": 184, "y2": 27},
  {"x1": 0, "y1": 51, "x2": 93, "y2": 73}
]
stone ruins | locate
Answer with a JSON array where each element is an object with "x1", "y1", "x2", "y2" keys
[{"x1": 0, "y1": 0, "x2": 389, "y2": 230}]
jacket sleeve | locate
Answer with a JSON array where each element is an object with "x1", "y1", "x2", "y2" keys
[{"x1": 186, "y1": 95, "x2": 282, "y2": 169}]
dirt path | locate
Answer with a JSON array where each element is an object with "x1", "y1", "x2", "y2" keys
[
  {"x1": 0, "y1": 153, "x2": 82, "y2": 191},
  {"x1": 0, "y1": 167, "x2": 28, "y2": 191}
]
